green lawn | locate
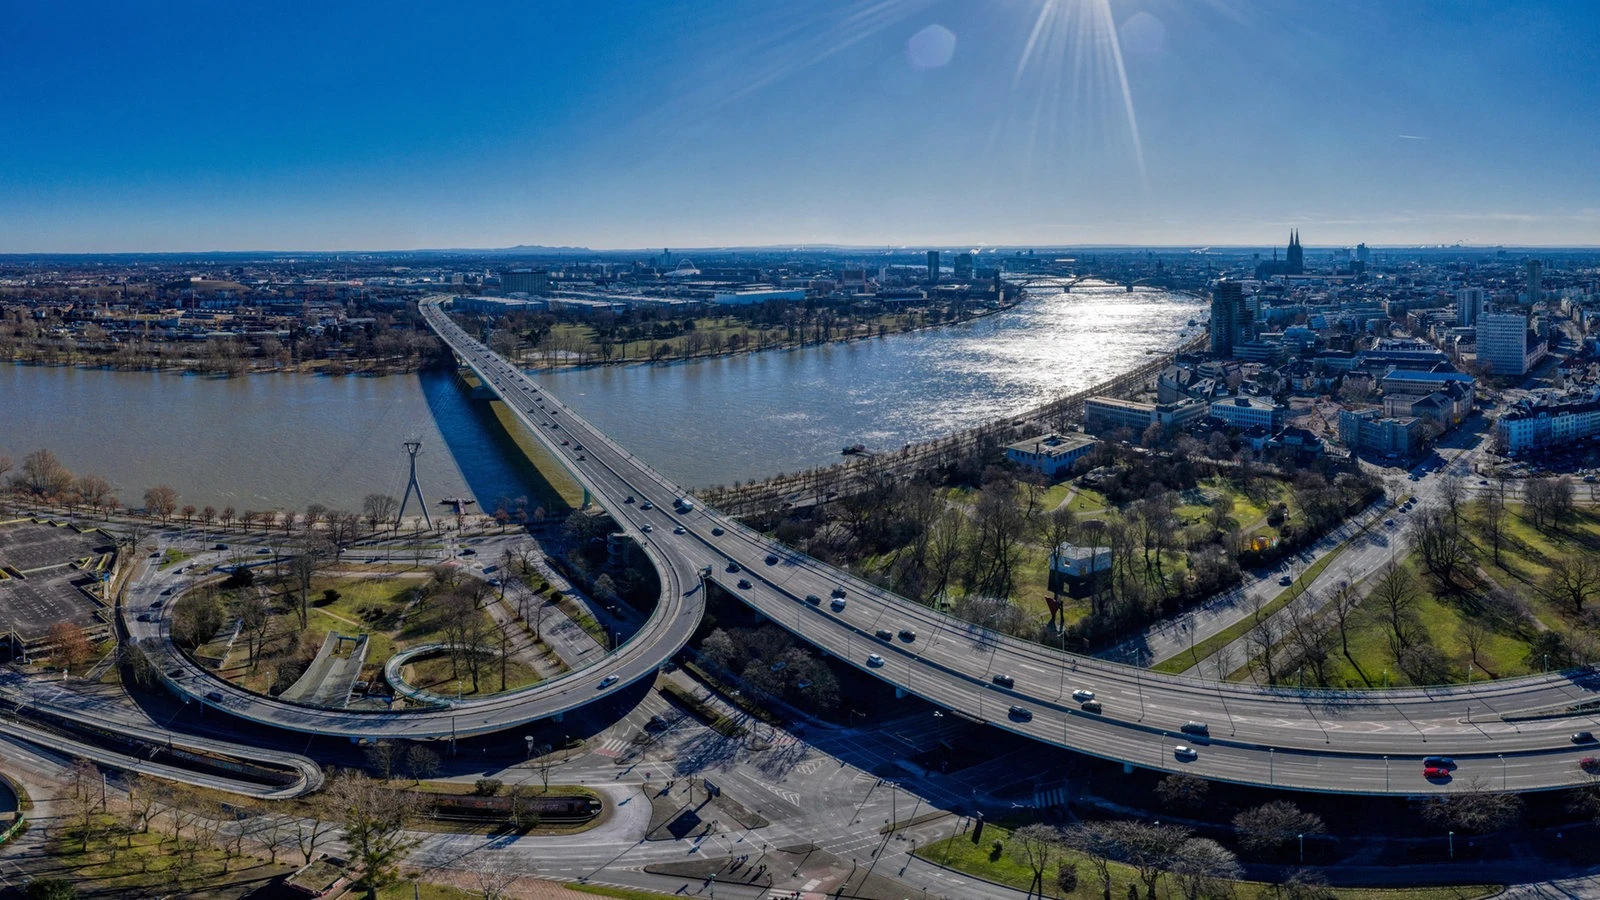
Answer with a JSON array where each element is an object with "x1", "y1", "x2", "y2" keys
[
  {"x1": 919, "y1": 822, "x2": 1497, "y2": 900},
  {"x1": 404, "y1": 652, "x2": 542, "y2": 696}
]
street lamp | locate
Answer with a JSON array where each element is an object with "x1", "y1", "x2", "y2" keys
[
  {"x1": 1269, "y1": 748, "x2": 1275, "y2": 785},
  {"x1": 1448, "y1": 831, "x2": 1455, "y2": 860},
  {"x1": 1383, "y1": 755, "x2": 1389, "y2": 791},
  {"x1": 1499, "y1": 753, "x2": 1506, "y2": 790},
  {"x1": 1298, "y1": 832, "x2": 1304, "y2": 864},
  {"x1": 524, "y1": 735, "x2": 534, "y2": 759}
]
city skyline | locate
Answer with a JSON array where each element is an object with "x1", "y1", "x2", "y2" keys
[{"x1": 4, "y1": 0, "x2": 1600, "y2": 251}]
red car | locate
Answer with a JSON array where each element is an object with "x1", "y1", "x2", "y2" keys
[
  {"x1": 1423, "y1": 766, "x2": 1451, "y2": 779},
  {"x1": 1580, "y1": 757, "x2": 1600, "y2": 774}
]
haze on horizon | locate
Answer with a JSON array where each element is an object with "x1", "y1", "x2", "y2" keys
[{"x1": 4, "y1": 0, "x2": 1598, "y2": 253}]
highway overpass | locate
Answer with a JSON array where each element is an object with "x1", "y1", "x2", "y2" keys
[{"x1": 133, "y1": 294, "x2": 1600, "y2": 795}]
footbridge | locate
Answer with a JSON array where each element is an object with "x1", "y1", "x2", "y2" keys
[{"x1": 135, "y1": 294, "x2": 1600, "y2": 794}]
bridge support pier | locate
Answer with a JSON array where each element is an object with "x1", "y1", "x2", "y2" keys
[
  {"x1": 895, "y1": 687, "x2": 906, "y2": 700},
  {"x1": 553, "y1": 712, "x2": 564, "y2": 723},
  {"x1": 1122, "y1": 762, "x2": 1134, "y2": 775}
]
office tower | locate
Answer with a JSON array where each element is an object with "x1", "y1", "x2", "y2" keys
[
  {"x1": 926, "y1": 250, "x2": 940, "y2": 283},
  {"x1": 1209, "y1": 281, "x2": 1248, "y2": 357},
  {"x1": 954, "y1": 252, "x2": 974, "y2": 281},
  {"x1": 1456, "y1": 287, "x2": 1486, "y2": 327},
  {"x1": 1526, "y1": 259, "x2": 1542, "y2": 304},
  {"x1": 1478, "y1": 310, "x2": 1532, "y2": 376},
  {"x1": 1356, "y1": 242, "x2": 1370, "y2": 265}
]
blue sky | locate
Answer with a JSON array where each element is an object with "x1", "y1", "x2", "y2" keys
[{"x1": 3, "y1": 0, "x2": 1598, "y2": 251}]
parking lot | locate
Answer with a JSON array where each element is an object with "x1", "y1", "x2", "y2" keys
[{"x1": 0, "y1": 521, "x2": 116, "y2": 643}]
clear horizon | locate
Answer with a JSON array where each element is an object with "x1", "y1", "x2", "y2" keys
[{"x1": 5, "y1": 0, "x2": 1599, "y2": 252}]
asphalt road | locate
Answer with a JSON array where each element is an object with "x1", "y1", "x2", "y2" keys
[{"x1": 130, "y1": 295, "x2": 1600, "y2": 794}]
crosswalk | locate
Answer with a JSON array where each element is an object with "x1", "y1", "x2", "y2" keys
[
  {"x1": 592, "y1": 737, "x2": 631, "y2": 758},
  {"x1": 1032, "y1": 785, "x2": 1069, "y2": 808}
]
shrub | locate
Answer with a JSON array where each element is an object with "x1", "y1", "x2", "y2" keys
[
  {"x1": 474, "y1": 778, "x2": 503, "y2": 796},
  {"x1": 1056, "y1": 862, "x2": 1078, "y2": 893},
  {"x1": 989, "y1": 839, "x2": 1004, "y2": 861}
]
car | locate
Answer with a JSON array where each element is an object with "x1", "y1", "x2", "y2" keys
[
  {"x1": 149, "y1": 599, "x2": 165, "y2": 609},
  {"x1": 1385, "y1": 518, "x2": 1396, "y2": 527},
  {"x1": 135, "y1": 613, "x2": 151, "y2": 622},
  {"x1": 1278, "y1": 575, "x2": 1293, "y2": 586},
  {"x1": 1573, "y1": 732, "x2": 1596, "y2": 744},
  {"x1": 867, "y1": 654, "x2": 885, "y2": 668},
  {"x1": 161, "y1": 587, "x2": 173, "y2": 595},
  {"x1": 673, "y1": 526, "x2": 686, "y2": 535},
  {"x1": 165, "y1": 668, "x2": 183, "y2": 678},
  {"x1": 641, "y1": 523, "x2": 653, "y2": 533},
  {"x1": 1008, "y1": 706, "x2": 1033, "y2": 722},
  {"x1": 641, "y1": 501, "x2": 654, "y2": 510},
  {"x1": 1422, "y1": 756, "x2": 1455, "y2": 769},
  {"x1": 214, "y1": 543, "x2": 229, "y2": 550},
  {"x1": 1072, "y1": 689, "x2": 1096, "y2": 703},
  {"x1": 1424, "y1": 766, "x2": 1451, "y2": 779},
  {"x1": 1181, "y1": 721, "x2": 1210, "y2": 737},
  {"x1": 577, "y1": 454, "x2": 586, "y2": 460},
  {"x1": 205, "y1": 691, "x2": 224, "y2": 703},
  {"x1": 726, "y1": 561, "x2": 740, "y2": 573},
  {"x1": 831, "y1": 586, "x2": 847, "y2": 599},
  {"x1": 805, "y1": 594, "x2": 822, "y2": 605},
  {"x1": 256, "y1": 547, "x2": 270, "y2": 554},
  {"x1": 461, "y1": 548, "x2": 476, "y2": 556},
  {"x1": 737, "y1": 579, "x2": 752, "y2": 589},
  {"x1": 1581, "y1": 757, "x2": 1600, "y2": 774},
  {"x1": 625, "y1": 495, "x2": 635, "y2": 503},
  {"x1": 765, "y1": 554, "x2": 779, "y2": 565},
  {"x1": 898, "y1": 629, "x2": 916, "y2": 642},
  {"x1": 707, "y1": 526, "x2": 723, "y2": 536},
  {"x1": 830, "y1": 597, "x2": 846, "y2": 612},
  {"x1": 598, "y1": 674, "x2": 619, "y2": 689},
  {"x1": 1081, "y1": 699, "x2": 1103, "y2": 714},
  {"x1": 875, "y1": 629, "x2": 893, "y2": 641},
  {"x1": 1173, "y1": 745, "x2": 1198, "y2": 761},
  {"x1": 562, "y1": 439, "x2": 570, "y2": 445},
  {"x1": 992, "y1": 674, "x2": 1015, "y2": 688}
]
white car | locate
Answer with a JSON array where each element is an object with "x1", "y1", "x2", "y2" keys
[
  {"x1": 598, "y1": 675, "x2": 619, "y2": 689},
  {"x1": 866, "y1": 654, "x2": 885, "y2": 668},
  {"x1": 1174, "y1": 745, "x2": 1197, "y2": 760},
  {"x1": 1072, "y1": 689, "x2": 1096, "y2": 703},
  {"x1": 641, "y1": 523, "x2": 653, "y2": 533},
  {"x1": 673, "y1": 526, "x2": 686, "y2": 535}
]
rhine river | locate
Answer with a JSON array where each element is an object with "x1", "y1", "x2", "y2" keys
[{"x1": 0, "y1": 282, "x2": 1204, "y2": 509}]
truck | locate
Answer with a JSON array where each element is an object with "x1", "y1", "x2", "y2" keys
[{"x1": 674, "y1": 497, "x2": 695, "y2": 513}]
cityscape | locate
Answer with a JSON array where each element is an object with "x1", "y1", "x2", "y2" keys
[{"x1": 3, "y1": 3, "x2": 1600, "y2": 900}]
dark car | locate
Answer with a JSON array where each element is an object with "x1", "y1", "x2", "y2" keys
[
  {"x1": 1572, "y1": 732, "x2": 1595, "y2": 744},
  {"x1": 1008, "y1": 706, "x2": 1033, "y2": 722},
  {"x1": 831, "y1": 586, "x2": 847, "y2": 599},
  {"x1": 205, "y1": 691, "x2": 224, "y2": 703},
  {"x1": 165, "y1": 669, "x2": 183, "y2": 679},
  {"x1": 213, "y1": 543, "x2": 229, "y2": 550},
  {"x1": 875, "y1": 629, "x2": 893, "y2": 641},
  {"x1": 992, "y1": 674, "x2": 1015, "y2": 688},
  {"x1": 765, "y1": 554, "x2": 779, "y2": 566},
  {"x1": 805, "y1": 594, "x2": 822, "y2": 605},
  {"x1": 1581, "y1": 757, "x2": 1600, "y2": 774},
  {"x1": 1422, "y1": 756, "x2": 1456, "y2": 769},
  {"x1": 1180, "y1": 721, "x2": 1210, "y2": 737},
  {"x1": 726, "y1": 561, "x2": 740, "y2": 573},
  {"x1": 737, "y1": 579, "x2": 752, "y2": 589},
  {"x1": 711, "y1": 527, "x2": 724, "y2": 536},
  {"x1": 898, "y1": 629, "x2": 916, "y2": 642},
  {"x1": 625, "y1": 495, "x2": 634, "y2": 503},
  {"x1": 135, "y1": 613, "x2": 151, "y2": 622},
  {"x1": 1081, "y1": 699, "x2": 1103, "y2": 714}
]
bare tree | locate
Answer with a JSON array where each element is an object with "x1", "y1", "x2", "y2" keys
[
  {"x1": 143, "y1": 484, "x2": 179, "y2": 523},
  {"x1": 1476, "y1": 488, "x2": 1506, "y2": 567},
  {"x1": 1061, "y1": 822, "x2": 1119, "y2": 900},
  {"x1": 462, "y1": 844, "x2": 524, "y2": 900},
  {"x1": 363, "y1": 493, "x2": 398, "y2": 533},
  {"x1": 1233, "y1": 801, "x2": 1326, "y2": 854},
  {"x1": 1415, "y1": 776, "x2": 1523, "y2": 834},
  {"x1": 325, "y1": 771, "x2": 423, "y2": 900},
  {"x1": 1541, "y1": 557, "x2": 1600, "y2": 614},
  {"x1": 1370, "y1": 562, "x2": 1421, "y2": 661},
  {"x1": 1172, "y1": 838, "x2": 1241, "y2": 900},
  {"x1": 1013, "y1": 823, "x2": 1061, "y2": 894}
]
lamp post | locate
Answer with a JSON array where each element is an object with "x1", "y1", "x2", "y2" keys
[
  {"x1": 1499, "y1": 753, "x2": 1506, "y2": 790},
  {"x1": 524, "y1": 735, "x2": 534, "y2": 759},
  {"x1": 1448, "y1": 831, "x2": 1455, "y2": 860},
  {"x1": 1383, "y1": 755, "x2": 1389, "y2": 792},
  {"x1": 1269, "y1": 748, "x2": 1275, "y2": 785},
  {"x1": 1298, "y1": 833, "x2": 1304, "y2": 864}
]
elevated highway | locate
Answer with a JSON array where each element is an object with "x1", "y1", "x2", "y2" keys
[{"x1": 137, "y1": 295, "x2": 1600, "y2": 794}]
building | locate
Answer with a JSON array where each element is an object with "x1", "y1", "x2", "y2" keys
[
  {"x1": 1384, "y1": 381, "x2": 1473, "y2": 430},
  {"x1": 711, "y1": 288, "x2": 806, "y2": 305},
  {"x1": 1526, "y1": 259, "x2": 1543, "y2": 305},
  {"x1": 1356, "y1": 242, "x2": 1370, "y2": 266},
  {"x1": 1255, "y1": 230, "x2": 1306, "y2": 279},
  {"x1": 1495, "y1": 395, "x2": 1600, "y2": 454},
  {"x1": 1209, "y1": 281, "x2": 1250, "y2": 357},
  {"x1": 1380, "y1": 369, "x2": 1476, "y2": 399},
  {"x1": 1084, "y1": 397, "x2": 1208, "y2": 435},
  {"x1": 1048, "y1": 543, "x2": 1112, "y2": 598},
  {"x1": 1338, "y1": 408, "x2": 1424, "y2": 457},
  {"x1": 926, "y1": 250, "x2": 940, "y2": 283},
  {"x1": 1005, "y1": 433, "x2": 1097, "y2": 479},
  {"x1": 501, "y1": 269, "x2": 550, "y2": 295},
  {"x1": 1456, "y1": 287, "x2": 1487, "y2": 327},
  {"x1": 1209, "y1": 396, "x2": 1285, "y2": 431},
  {"x1": 953, "y1": 252, "x2": 974, "y2": 281},
  {"x1": 1477, "y1": 310, "x2": 1546, "y2": 377}
]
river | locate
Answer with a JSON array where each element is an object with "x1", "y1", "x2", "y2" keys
[
  {"x1": 0, "y1": 282, "x2": 1204, "y2": 507},
  {"x1": 539, "y1": 282, "x2": 1205, "y2": 488}
]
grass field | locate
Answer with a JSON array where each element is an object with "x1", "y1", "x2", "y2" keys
[
  {"x1": 404, "y1": 652, "x2": 542, "y2": 696},
  {"x1": 919, "y1": 822, "x2": 1497, "y2": 900}
]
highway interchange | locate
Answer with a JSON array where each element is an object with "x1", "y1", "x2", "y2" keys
[{"x1": 114, "y1": 294, "x2": 1600, "y2": 795}]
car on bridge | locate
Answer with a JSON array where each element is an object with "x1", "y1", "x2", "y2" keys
[
  {"x1": 805, "y1": 594, "x2": 822, "y2": 605},
  {"x1": 1174, "y1": 745, "x2": 1198, "y2": 761},
  {"x1": 737, "y1": 579, "x2": 752, "y2": 589},
  {"x1": 875, "y1": 629, "x2": 893, "y2": 641},
  {"x1": 992, "y1": 674, "x2": 1015, "y2": 688},
  {"x1": 711, "y1": 527, "x2": 724, "y2": 536},
  {"x1": 1181, "y1": 721, "x2": 1210, "y2": 737},
  {"x1": 598, "y1": 675, "x2": 619, "y2": 689},
  {"x1": 1081, "y1": 700, "x2": 1103, "y2": 714},
  {"x1": 1572, "y1": 731, "x2": 1595, "y2": 744},
  {"x1": 1424, "y1": 766, "x2": 1451, "y2": 780},
  {"x1": 1423, "y1": 755, "x2": 1456, "y2": 769},
  {"x1": 830, "y1": 597, "x2": 846, "y2": 611},
  {"x1": 898, "y1": 629, "x2": 916, "y2": 642},
  {"x1": 641, "y1": 501, "x2": 653, "y2": 510},
  {"x1": 1008, "y1": 706, "x2": 1032, "y2": 722},
  {"x1": 1072, "y1": 689, "x2": 1096, "y2": 703},
  {"x1": 1581, "y1": 757, "x2": 1600, "y2": 774},
  {"x1": 867, "y1": 654, "x2": 885, "y2": 668},
  {"x1": 673, "y1": 526, "x2": 686, "y2": 535}
]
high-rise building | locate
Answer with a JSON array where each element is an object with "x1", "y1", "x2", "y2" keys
[
  {"x1": 1356, "y1": 242, "x2": 1370, "y2": 265},
  {"x1": 954, "y1": 252, "x2": 974, "y2": 281},
  {"x1": 1209, "y1": 281, "x2": 1249, "y2": 357},
  {"x1": 1478, "y1": 310, "x2": 1537, "y2": 376},
  {"x1": 926, "y1": 250, "x2": 940, "y2": 283},
  {"x1": 1456, "y1": 287, "x2": 1487, "y2": 327},
  {"x1": 1526, "y1": 259, "x2": 1542, "y2": 304}
]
